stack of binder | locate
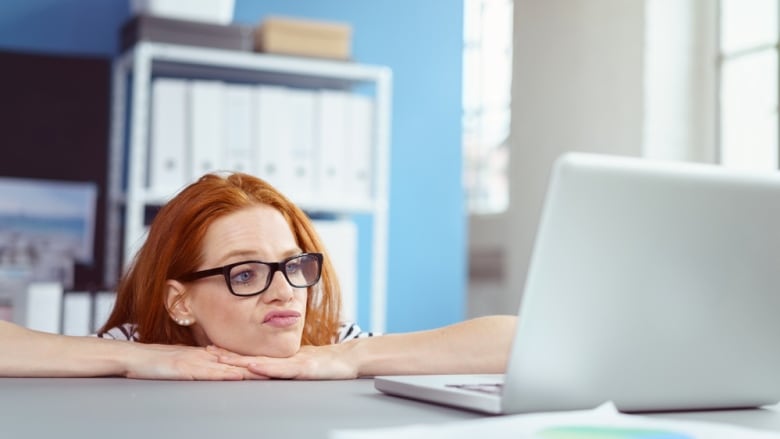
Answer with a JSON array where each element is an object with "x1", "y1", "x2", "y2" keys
[
  {"x1": 120, "y1": 14, "x2": 254, "y2": 52},
  {"x1": 148, "y1": 78, "x2": 376, "y2": 206}
]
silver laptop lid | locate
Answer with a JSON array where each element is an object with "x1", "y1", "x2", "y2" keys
[{"x1": 503, "y1": 153, "x2": 780, "y2": 413}]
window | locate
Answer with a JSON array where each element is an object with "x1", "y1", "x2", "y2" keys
[
  {"x1": 719, "y1": 0, "x2": 779, "y2": 170},
  {"x1": 462, "y1": 0, "x2": 513, "y2": 214}
]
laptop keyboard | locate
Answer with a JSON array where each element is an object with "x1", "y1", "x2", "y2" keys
[{"x1": 446, "y1": 383, "x2": 504, "y2": 395}]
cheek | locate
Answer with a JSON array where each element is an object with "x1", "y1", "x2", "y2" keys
[{"x1": 189, "y1": 286, "x2": 249, "y2": 328}]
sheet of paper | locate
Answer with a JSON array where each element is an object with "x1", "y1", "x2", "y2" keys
[{"x1": 329, "y1": 403, "x2": 779, "y2": 439}]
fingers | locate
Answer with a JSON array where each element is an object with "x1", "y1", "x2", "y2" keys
[
  {"x1": 186, "y1": 360, "x2": 271, "y2": 381},
  {"x1": 207, "y1": 345, "x2": 339, "y2": 380},
  {"x1": 207, "y1": 345, "x2": 265, "y2": 369},
  {"x1": 205, "y1": 345, "x2": 232, "y2": 356},
  {"x1": 194, "y1": 365, "x2": 245, "y2": 381},
  {"x1": 247, "y1": 361, "x2": 303, "y2": 380},
  {"x1": 211, "y1": 351, "x2": 304, "y2": 379},
  {"x1": 202, "y1": 346, "x2": 275, "y2": 380},
  {"x1": 238, "y1": 368, "x2": 272, "y2": 380},
  {"x1": 189, "y1": 350, "x2": 271, "y2": 381},
  {"x1": 129, "y1": 345, "x2": 265, "y2": 381}
]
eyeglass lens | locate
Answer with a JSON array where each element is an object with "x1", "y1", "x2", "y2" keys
[{"x1": 228, "y1": 254, "x2": 321, "y2": 295}]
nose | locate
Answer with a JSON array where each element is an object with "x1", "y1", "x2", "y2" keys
[{"x1": 261, "y1": 269, "x2": 294, "y2": 303}]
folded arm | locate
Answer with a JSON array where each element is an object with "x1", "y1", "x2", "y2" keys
[
  {"x1": 0, "y1": 320, "x2": 247, "y2": 380},
  {"x1": 214, "y1": 315, "x2": 517, "y2": 380}
]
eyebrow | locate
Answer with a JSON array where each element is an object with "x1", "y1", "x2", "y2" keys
[{"x1": 216, "y1": 247, "x2": 303, "y2": 265}]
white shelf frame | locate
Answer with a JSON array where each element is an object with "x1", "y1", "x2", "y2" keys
[{"x1": 106, "y1": 42, "x2": 392, "y2": 332}]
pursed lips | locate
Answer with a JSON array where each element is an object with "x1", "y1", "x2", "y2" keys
[{"x1": 262, "y1": 310, "x2": 302, "y2": 327}]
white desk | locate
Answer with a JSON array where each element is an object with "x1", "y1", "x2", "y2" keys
[{"x1": 1, "y1": 378, "x2": 779, "y2": 438}]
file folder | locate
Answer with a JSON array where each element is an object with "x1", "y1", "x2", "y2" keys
[
  {"x1": 92, "y1": 291, "x2": 117, "y2": 333},
  {"x1": 25, "y1": 282, "x2": 63, "y2": 334},
  {"x1": 346, "y1": 94, "x2": 375, "y2": 204},
  {"x1": 190, "y1": 80, "x2": 225, "y2": 178},
  {"x1": 312, "y1": 219, "x2": 358, "y2": 322},
  {"x1": 62, "y1": 291, "x2": 92, "y2": 336},
  {"x1": 316, "y1": 90, "x2": 350, "y2": 202},
  {"x1": 149, "y1": 78, "x2": 188, "y2": 191},
  {"x1": 254, "y1": 85, "x2": 293, "y2": 195},
  {"x1": 285, "y1": 88, "x2": 317, "y2": 202},
  {"x1": 223, "y1": 83, "x2": 255, "y2": 175}
]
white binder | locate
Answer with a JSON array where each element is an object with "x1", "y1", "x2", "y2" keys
[
  {"x1": 254, "y1": 85, "x2": 293, "y2": 194},
  {"x1": 189, "y1": 80, "x2": 225, "y2": 179},
  {"x1": 285, "y1": 88, "x2": 317, "y2": 202},
  {"x1": 25, "y1": 282, "x2": 63, "y2": 334},
  {"x1": 346, "y1": 94, "x2": 375, "y2": 204},
  {"x1": 312, "y1": 219, "x2": 358, "y2": 323},
  {"x1": 92, "y1": 291, "x2": 117, "y2": 333},
  {"x1": 62, "y1": 291, "x2": 92, "y2": 336},
  {"x1": 223, "y1": 83, "x2": 255, "y2": 175},
  {"x1": 149, "y1": 78, "x2": 188, "y2": 191},
  {"x1": 316, "y1": 90, "x2": 350, "y2": 202}
]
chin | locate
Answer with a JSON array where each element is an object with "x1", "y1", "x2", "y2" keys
[
  {"x1": 234, "y1": 334, "x2": 301, "y2": 357},
  {"x1": 221, "y1": 327, "x2": 304, "y2": 357},
  {"x1": 249, "y1": 342, "x2": 300, "y2": 358}
]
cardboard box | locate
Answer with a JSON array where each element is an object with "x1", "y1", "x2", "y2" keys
[
  {"x1": 121, "y1": 14, "x2": 254, "y2": 52},
  {"x1": 255, "y1": 17, "x2": 352, "y2": 60}
]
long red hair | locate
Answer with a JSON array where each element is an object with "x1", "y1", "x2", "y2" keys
[{"x1": 98, "y1": 173, "x2": 342, "y2": 346}]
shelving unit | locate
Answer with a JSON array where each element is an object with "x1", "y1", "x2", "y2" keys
[{"x1": 105, "y1": 42, "x2": 392, "y2": 332}]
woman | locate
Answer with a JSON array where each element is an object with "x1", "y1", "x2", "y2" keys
[{"x1": 98, "y1": 172, "x2": 516, "y2": 379}]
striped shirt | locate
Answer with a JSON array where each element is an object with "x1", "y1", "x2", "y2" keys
[{"x1": 98, "y1": 321, "x2": 376, "y2": 344}]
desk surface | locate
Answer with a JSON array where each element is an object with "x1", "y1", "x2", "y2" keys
[{"x1": 1, "y1": 378, "x2": 780, "y2": 438}]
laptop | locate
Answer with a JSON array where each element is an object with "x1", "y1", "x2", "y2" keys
[{"x1": 375, "y1": 152, "x2": 780, "y2": 414}]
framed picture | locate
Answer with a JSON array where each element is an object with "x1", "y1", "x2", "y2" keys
[{"x1": 0, "y1": 177, "x2": 97, "y2": 289}]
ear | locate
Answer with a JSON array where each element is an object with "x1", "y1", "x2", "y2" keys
[{"x1": 165, "y1": 279, "x2": 196, "y2": 326}]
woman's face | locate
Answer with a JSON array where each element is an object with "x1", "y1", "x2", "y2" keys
[{"x1": 175, "y1": 204, "x2": 308, "y2": 357}]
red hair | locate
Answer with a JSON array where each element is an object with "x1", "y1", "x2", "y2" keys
[{"x1": 99, "y1": 173, "x2": 341, "y2": 346}]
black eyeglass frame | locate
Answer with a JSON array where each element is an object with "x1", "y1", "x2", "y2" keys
[{"x1": 179, "y1": 252, "x2": 323, "y2": 297}]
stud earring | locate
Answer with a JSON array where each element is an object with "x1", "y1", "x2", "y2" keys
[{"x1": 176, "y1": 318, "x2": 192, "y2": 326}]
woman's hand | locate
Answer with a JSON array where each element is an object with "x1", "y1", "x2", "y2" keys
[
  {"x1": 209, "y1": 343, "x2": 359, "y2": 380},
  {"x1": 211, "y1": 315, "x2": 516, "y2": 380},
  {"x1": 123, "y1": 343, "x2": 262, "y2": 380},
  {"x1": 0, "y1": 320, "x2": 263, "y2": 380}
]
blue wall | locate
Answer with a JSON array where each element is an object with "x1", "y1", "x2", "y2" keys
[{"x1": 0, "y1": 0, "x2": 466, "y2": 333}]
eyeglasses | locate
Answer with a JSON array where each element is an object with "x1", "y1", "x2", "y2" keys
[{"x1": 179, "y1": 253, "x2": 323, "y2": 297}]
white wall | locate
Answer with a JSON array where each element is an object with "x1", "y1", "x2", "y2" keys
[
  {"x1": 468, "y1": 0, "x2": 721, "y2": 316},
  {"x1": 644, "y1": 0, "x2": 718, "y2": 163},
  {"x1": 505, "y1": 0, "x2": 645, "y2": 314}
]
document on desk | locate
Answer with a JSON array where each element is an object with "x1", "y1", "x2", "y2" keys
[{"x1": 329, "y1": 403, "x2": 778, "y2": 439}]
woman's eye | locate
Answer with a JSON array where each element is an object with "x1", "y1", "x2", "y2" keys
[
  {"x1": 232, "y1": 269, "x2": 256, "y2": 284},
  {"x1": 286, "y1": 262, "x2": 302, "y2": 274}
]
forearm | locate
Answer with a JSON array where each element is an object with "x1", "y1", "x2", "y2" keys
[
  {"x1": 0, "y1": 320, "x2": 130, "y2": 377},
  {"x1": 346, "y1": 315, "x2": 517, "y2": 377}
]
